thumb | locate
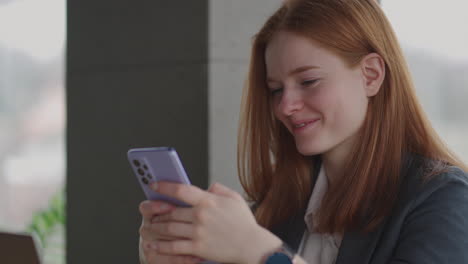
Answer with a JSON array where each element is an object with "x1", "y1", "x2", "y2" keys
[{"x1": 208, "y1": 182, "x2": 243, "y2": 201}]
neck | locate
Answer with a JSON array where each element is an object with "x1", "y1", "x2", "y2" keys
[{"x1": 321, "y1": 138, "x2": 355, "y2": 185}]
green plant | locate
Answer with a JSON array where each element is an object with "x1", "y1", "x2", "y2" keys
[{"x1": 27, "y1": 189, "x2": 66, "y2": 247}]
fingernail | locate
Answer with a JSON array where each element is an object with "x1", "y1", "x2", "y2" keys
[
  {"x1": 159, "y1": 203, "x2": 168, "y2": 210},
  {"x1": 151, "y1": 182, "x2": 158, "y2": 191}
]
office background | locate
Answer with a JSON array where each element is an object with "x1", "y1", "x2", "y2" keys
[{"x1": 0, "y1": 0, "x2": 467, "y2": 263}]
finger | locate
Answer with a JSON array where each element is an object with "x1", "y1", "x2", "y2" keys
[
  {"x1": 207, "y1": 183, "x2": 217, "y2": 192},
  {"x1": 139, "y1": 200, "x2": 175, "y2": 220},
  {"x1": 143, "y1": 243, "x2": 202, "y2": 264},
  {"x1": 155, "y1": 239, "x2": 195, "y2": 256},
  {"x1": 140, "y1": 230, "x2": 179, "y2": 242},
  {"x1": 141, "y1": 221, "x2": 185, "y2": 242},
  {"x1": 151, "y1": 222, "x2": 195, "y2": 239},
  {"x1": 147, "y1": 253, "x2": 202, "y2": 264},
  {"x1": 208, "y1": 182, "x2": 243, "y2": 201},
  {"x1": 152, "y1": 182, "x2": 209, "y2": 206},
  {"x1": 152, "y1": 207, "x2": 195, "y2": 223}
]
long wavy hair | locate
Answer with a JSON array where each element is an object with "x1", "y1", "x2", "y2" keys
[{"x1": 237, "y1": 0, "x2": 468, "y2": 234}]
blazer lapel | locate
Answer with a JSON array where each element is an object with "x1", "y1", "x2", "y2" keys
[
  {"x1": 271, "y1": 154, "x2": 419, "y2": 263},
  {"x1": 271, "y1": 172, "x2": 388, "y2": 262},
  {"x1": 334, "y1": 222, "x2": 388, "y2": 264},
  {"x1": 335, "y1": 154, "x2": 416, "y2": 264}
]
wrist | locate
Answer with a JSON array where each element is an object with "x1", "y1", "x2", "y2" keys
[
  {"x1": 241, "y1": 225, "x2": 282, "y2": 264},
  {"x1": 260, "y1": 242, "x2": 296, "y2": 264}
]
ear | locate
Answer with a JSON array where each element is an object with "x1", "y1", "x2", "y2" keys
[{"x1": 360, "y1": 53, "x2": 385, "y2": 97}]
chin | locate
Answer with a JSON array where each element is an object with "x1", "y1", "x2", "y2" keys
[{"x1": 295, "y1": 143, "x2": 325, "y2": 156}]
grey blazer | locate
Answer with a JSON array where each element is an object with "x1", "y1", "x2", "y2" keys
[{"x1": 270, "y1": 154, "x2": 468, "y2": 264}]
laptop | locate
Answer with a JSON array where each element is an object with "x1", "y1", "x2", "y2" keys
[{"x1": 0, "y1": 231, "x2": 41, "y2": 264}]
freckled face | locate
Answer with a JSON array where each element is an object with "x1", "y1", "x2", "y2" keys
[{"x1": 265, "y1": 31, "x2": 369, "y2": 156}]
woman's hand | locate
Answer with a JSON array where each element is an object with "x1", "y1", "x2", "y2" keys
[
  {"x1": 149, "y1": 182, "x2": 282, "y2": 264},
  {"x1": 138, "y1": 200, "x2": 203, "y2": 264}
]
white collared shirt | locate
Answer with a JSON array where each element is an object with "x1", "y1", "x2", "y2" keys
[{"x1": 298, "y1": 165, "x2": 343, "y2": 264}]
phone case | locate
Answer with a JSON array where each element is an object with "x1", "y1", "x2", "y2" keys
[{"x1": 127, "y1": 147, "x2": 191, "y2": 207}]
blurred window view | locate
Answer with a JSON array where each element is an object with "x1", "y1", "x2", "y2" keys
[
  {"x1": 382, "y1": 0, "x2": 468, "y2": 162},
  {"x1": 0, "y1": 0, "x2": 65, "y2": 263}
]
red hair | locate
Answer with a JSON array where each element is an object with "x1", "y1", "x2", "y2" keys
[{"x1": 238, "y1": 0, "x2": 467, "y2": 234}]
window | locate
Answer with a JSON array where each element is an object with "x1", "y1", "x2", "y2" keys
[
  {"x1": 382, "y1": 0, "x2": 468, "y2": 162},
  {"x1": 0, "y1": 0, "x2": 65, "y2": 263}
]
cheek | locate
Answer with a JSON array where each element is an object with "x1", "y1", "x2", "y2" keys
[
  {"x1": 272, "y1": 103, "x2": 281, "y2": 120},
  {"x1": 304, "y1": 87, "x2": 330, "y2": 114},
  {"x1": 272, "y1": 103, "x2": 289, "y2": 129},
  {"x1": 312, "y1": 86, "x2": 340, "y2": 122},
  {"x1": 329, "y1": 85, "x2": 368, "y2": 133}
]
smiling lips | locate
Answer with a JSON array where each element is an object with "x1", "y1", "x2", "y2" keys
[{"x1": 291, "y1": 119, "x2": 320, "y2": 133}]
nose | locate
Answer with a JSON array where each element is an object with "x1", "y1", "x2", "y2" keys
[{"x1": 277, "y1": 89, "x2": 304, "y2": 117}]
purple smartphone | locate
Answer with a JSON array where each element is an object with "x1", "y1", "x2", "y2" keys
[{"x1": 127, "y1": 147, "x2": 191, "y2": 207}]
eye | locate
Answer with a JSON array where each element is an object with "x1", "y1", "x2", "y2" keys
[
  {"x1": 301, "y1": 79, "x2": 318, "y2": 86},
  {"x1": 270, "y1": 88, "x2": 283, "y2": 96}
]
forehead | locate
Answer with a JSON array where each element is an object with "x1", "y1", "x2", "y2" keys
[{"x1": 265, "y1": 31, "x2": 342, "y2": 75}]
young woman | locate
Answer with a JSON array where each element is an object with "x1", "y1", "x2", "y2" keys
[{"x1": 138, "y1": 0, "x2": 468, "y2": 263}]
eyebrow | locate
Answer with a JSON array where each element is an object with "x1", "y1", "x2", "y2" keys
[{"x1": 266, "y1": 65, "x2": 320, "y2": 83}]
